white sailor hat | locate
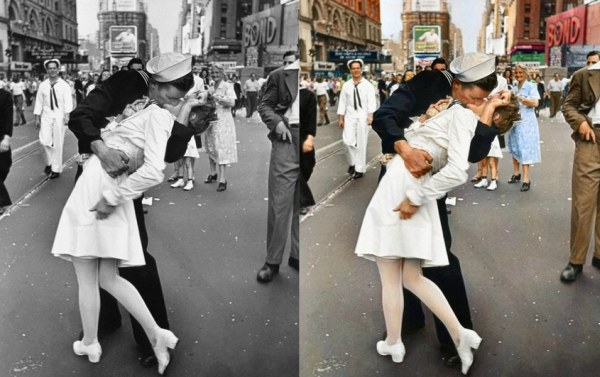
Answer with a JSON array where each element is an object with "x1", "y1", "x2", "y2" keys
[
  {"x1": 43, "y1": 59, "x2": 61, "y2": 69},
  {"x1": 146, "y1": 52, "x2": 192, "y2": 82},
  {"x1": 449, "y1": 53, "x2": 496, "y2": 83},
  {"x1": 347, "y1": 58, "x2": 364, "y2": 69}
]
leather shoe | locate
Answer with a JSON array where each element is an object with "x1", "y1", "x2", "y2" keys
[
  {"x1": 44, "y1": 165, "x2": 51, "y2": 175},
  {"x1": 441, "y1": 344, "x2": 461, "y2": 367},
  {"x1": 520, "y1": 181, "x2": 530, "y2": 192},
  {"x1": 49, "y1": 172, "x2": 60, "y2": 179},
  {"x1": 507, "y1": 174, "x2": 521, "y2": 183},
  {"x1": 217, "y1": 181, "x2": 227, "y2": 192},
  {"x1": 592, "y1": 257, "x2": 600, "y2": 269},
  {"x1": 288, "y1": 256, "x2": 299, "y2": 271},
  {"x1": 560, "y1": 263, "x2": 582, "y2": 282},
  {"x1": 353, "y1": 172, "x2": 364, "y2": 179},
  {"x1": 347, "y1": 165, "x2": 355, "y2": 174},
  {"x1": 139, "y1": 351, "x2": 158, "y2": 367},
  {"x1": 257, "y1": 263, "x2": 279, "y2": 283}
]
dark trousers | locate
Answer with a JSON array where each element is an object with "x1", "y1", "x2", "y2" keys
[
  {"x1": 549, "y1": 92, "x2": 562, "y2": 117},
  {"x1": 299, "y1": 149, "x2": 316, "y2": 208},
  {"x1": 75, "y1": 165, "x2": 170, "y2": 352},
  {"x1": 0, "y1": 149, "x2": 12, "y2": 207},
  {"x1": 246, "y1": 92, "x2": 258, "y2": 117},
  {"x1": 379, "y1": 165, "x2": 473, "y2": 348}
]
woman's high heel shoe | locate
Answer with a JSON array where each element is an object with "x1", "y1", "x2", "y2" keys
[
  {"x1": 73, "y1": 340, "x2": 102, "y2": 363},
  {"x1": 217, "y1": 181, "x2": 227, "y2": 192},
  {"x1": 456, "y1": 328, "x2": 482, "y2": 375},
  {"x1": 376, "y1": 340, "x2": 405, "y2": 363},
  {"x1": 204, "y1": 174, "x2": 217, "y2": 183},
  {"x1": 153, "y1": 328, "x2": 179, "y2": 375}
]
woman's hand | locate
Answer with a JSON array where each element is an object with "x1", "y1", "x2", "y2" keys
[
  {"x1": 393, "y1": 198, "x2": 419, "y2": 220},
  {"x1": 90, "y1": 197, "x2": 116, "y2": 220}
]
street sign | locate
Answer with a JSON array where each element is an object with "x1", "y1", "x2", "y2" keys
[
  {"x1": 328, "y1": 50, "x2": 378, "y2": 62},
  {"x1": 25, "y1": 50, "x2": 76, "y2": 61},
  {"x1": 313, "y1": 61, "x2": 336, "y2": 71}
]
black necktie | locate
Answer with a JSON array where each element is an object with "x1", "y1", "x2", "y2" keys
[
  {"x1": 50, "y1": 83, "x2": 58, "y2": 110},
  {"x1": 353, "y1": 82, "x2": 362, "y2": 110}
]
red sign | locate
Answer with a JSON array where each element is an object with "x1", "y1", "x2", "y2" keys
[{"x1": 546, "y1": 5, "x2": 586, "y2": 48}]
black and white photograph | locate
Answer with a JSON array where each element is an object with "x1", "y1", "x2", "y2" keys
[{"x1": 1, "y1": 0, "x2": 298, "y2": 376}]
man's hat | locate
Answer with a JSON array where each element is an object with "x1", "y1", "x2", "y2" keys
[
  {"x1": 347, "y1": 58, "x2": 364, "y2": 69},
  {"x1": 43, "y1": 59, "x2": 61, "y2": 69},
  {"x1": 146, "y1": 53, "x2": 192, "y2": 82},
  {"x1": 449, "y1": 53, "x2": 496, "y2": 83}
]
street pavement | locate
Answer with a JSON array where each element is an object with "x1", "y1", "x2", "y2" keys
[
  {"x1": 300, "y1": 102, "x2": 600, "y2": 377},
  {"x1": 1, "y1": 105, "x2": 298, "y2": 376}
]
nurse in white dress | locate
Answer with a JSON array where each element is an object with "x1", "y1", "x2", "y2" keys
[
  {"x1": 50, "y1": 53, "x2": 202, "y2": 375},
  {"x1": 355, "y1": 57, "x2": 516, "y2": 373}
]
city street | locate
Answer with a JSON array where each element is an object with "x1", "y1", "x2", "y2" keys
[
  {"x1": 300, "y1": 102, "x2": 600, "y2": 376},
  {"x1": 1, "y1": 106, "x2": 298, "y2": 376}
]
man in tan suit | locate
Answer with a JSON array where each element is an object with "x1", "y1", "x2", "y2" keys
[{"x1": 560, "y1": 50, "x2": 600, "y2": 282}]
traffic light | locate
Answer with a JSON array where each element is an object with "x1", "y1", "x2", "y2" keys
[{"x1": 4, "y1": 48, "x2": 12, "y2": 58}]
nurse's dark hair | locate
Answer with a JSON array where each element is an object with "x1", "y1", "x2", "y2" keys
[{"x1": 149, "y1": 72, "x2": 194, "y2": 92}]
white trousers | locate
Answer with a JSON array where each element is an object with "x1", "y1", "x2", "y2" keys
[
  {"x1": 39, "y1": 116, "x2": 66, "y2": 173},
  {"x1": 342, "y1": 115, "x2": 370, "y2": 173}
]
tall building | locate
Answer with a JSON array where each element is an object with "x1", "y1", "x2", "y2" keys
[
  {"x1": 176, "y1": 0, "x2": 203, "y2": 58},
  {"x1": 2, "y1": 0, "x2": 80, "y2": 78},
  {"x1": 97, "y1": 0, "x2": 152, "y2": 68},
  {"x1": 401, "y1": 0, "x2": 462, "y2": 70},
  {"x1": 201, "y1": 0, "x2": 254, "y2": 65},
  {"x1": 305, "y1": 0, "x2": 383, "y2": 77}
]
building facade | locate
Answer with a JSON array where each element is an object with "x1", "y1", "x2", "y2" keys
[
  {"x1": 401, "y1": 0, "x2": 462, "y2": 71},
  {"x1": 97, "y1": 0, "x2": 150, "y2": 69},
  {"x1": 303, "y1": 0, "x2": 383, "y2": 77},
  {"x1": 2, "y1": 0, "x2": 80, "y2": 78}
]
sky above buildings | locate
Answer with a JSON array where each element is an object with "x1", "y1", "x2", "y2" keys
[
  {"x1": 77, "y1": 0, "x2": 179, "y2": 53},
  {"x1": 381, "y1": 0, "x2": 486, "y2": 54}
]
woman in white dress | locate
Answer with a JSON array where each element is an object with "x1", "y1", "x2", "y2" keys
[
  {"x1": 203, "y1": 64, "x2": 238, "y2": 192},
  {"x1": 355, "y1": 94, "x2": 518, "y2": 375},
  {"x1": 51, "y1": 56, "x2": 205, "y2": 374}
]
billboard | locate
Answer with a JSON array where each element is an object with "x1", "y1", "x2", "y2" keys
[
  {"x1": 110, "y1": 26, "x2": 138, "y2": 54},
  {"x1": 109, "y1": 0, "x2": 137, "y2": 11},
  {"x1": 412, "y1": 0, "x2": 441, "y2": 12},
  {"x1": 413, "y1": 25, "x2": 441, "y2": 54}
]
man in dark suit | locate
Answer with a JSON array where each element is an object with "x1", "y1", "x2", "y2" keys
[
  {"x1": 560, "y1": 50, "x2": 600, "y2": 282},
  {"x1": 373, "y1": 52, "x2": 504, "y2": 367},
  {"x1": 256, "y1": 50, "x2": 299, "y2": 282},
  {"x1": 68, "y1": 53, "x2": 197, "y2": 366},
  {"x1": 0, "y1": 88, "x2": 13, "y2": 215},
  {"x1": 299, "y1": 79, "x2": 317, "y2": 215}
]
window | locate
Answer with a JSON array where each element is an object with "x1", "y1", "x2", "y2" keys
[
  {"x1": 524, "y1": 30, "x2": 530, "y2": 38},
  {"x1": 524, "y1": 3, "x2": 531, "y2": 13},
  {"x1": 524, "y1": 17, "x2": 530, "y2": 26},
  {"x1": 221, "y1": 3, "x2": 227, "y2": 13}
]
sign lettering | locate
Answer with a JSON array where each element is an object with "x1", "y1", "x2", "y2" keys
[
  {"x1": 243, "y1": 17, "x2": 278, "y2": 47},
  {"x1": 546, "y1": 5, "x2": 586, "y2": 48}
]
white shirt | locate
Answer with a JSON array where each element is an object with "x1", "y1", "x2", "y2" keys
[
  {"x1": 313, "y1": 81, "x2": 329, "y2": 96},
  {"x1": 101, "y1": 104, "x2": 174, "y2": 206},
  {"x1": 10, "y1": 81, "x2": 25, "y2": 96},
  {"x1": 548, "y1": 79, "x2": 563, "y2": 92},
  {"x1": 34, "y1": 78, "x2": 73, "y2": 118},
  {"x1": 337, "y1": 78, "x2": 377, "y2": 118},
  {"x1": 403, "y1": 105, "x2": 479, "y2": 206},
  {"x1": 588, "y1": 61, "x2": 600, "y2": 125},
  {"x1": 284, "y1": 60, "x2": 300, "y2": 125}
]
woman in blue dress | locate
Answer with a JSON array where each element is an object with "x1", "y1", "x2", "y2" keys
[{"x1": 506, "y1": 64, "x2": 541, "y2": 191}]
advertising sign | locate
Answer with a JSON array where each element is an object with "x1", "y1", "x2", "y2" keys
[
  {"x1": 413, "y1": 25, "x2": 441, "y2": 54},
  {"x1": 26, "y1": 50, "x2": 76, "y2": 61},
  {"x1": 328, "y1": 50, "x2": 379, "y2": 62},
  {"x1": 110, "y1": 26, "x2": 138, "y2": 54},
  {"x1": 110, "y1": 0, "x2": 137, "y2": 11},
  {"x1": 411, "y1": 0, "x2": 441, "y2": 12},
  {"x1": 546, "y1": 5, "x2": 586, "y2": 48}
]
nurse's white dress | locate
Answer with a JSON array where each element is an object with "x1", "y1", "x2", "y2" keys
[
  {"x1": 51, "y1": 104, "x2": 174, "y2": 267},
  {"x1": 355, "y1": 105, "x2": 479, "y2": 267}
]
